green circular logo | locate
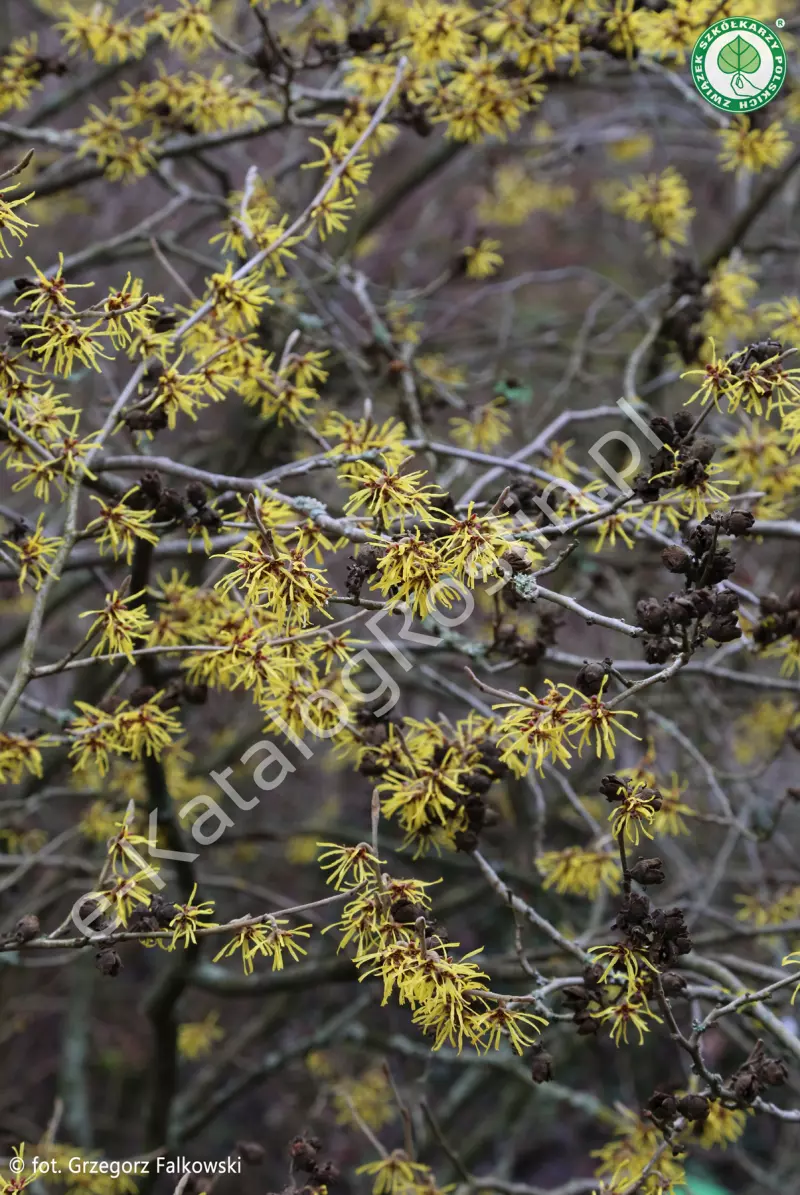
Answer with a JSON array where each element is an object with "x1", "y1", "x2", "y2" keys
[{"x1": 691, "y1": 17, "x2": 786, "y2": 113}]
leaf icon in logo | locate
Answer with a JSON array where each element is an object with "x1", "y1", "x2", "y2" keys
[{"x1": 717, "y1": 35, "x2": 761, "y2": 91}]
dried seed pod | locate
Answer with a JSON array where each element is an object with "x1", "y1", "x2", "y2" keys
[
  {"x1": 575, "y1": 658, "x2": 611, "y2": 696},
  {"x1": 637, "y1": 598, "x2": 666, "y2": 633},
  {"x1": 530, "y1": 1047, "x2": 554, "y2": 1083},
  {"x1": 95, "y1": 949, "x2": 123, "y2": 977},
  {"x1": 677, "y1": 1093, "x2": 709, "y2": 1121},
  {"x1": 661, "y1": 971, "x2": 688, "y2": 997},
  {"x1": 13, "y1": 914, "x2": 40, "y2": 943},
  {"x1": 186, "y1": 481, "x2": 207, "y2": 508},
  {"x1": 628, "y1": 857, "x2": 666, "y2": 885},
  {"x1": 600, "y1": 774, "x2": 627, "y2": 802},
  {"x1": 644, "y1": 635, "x2": 674, "y2": 664},
  {"x1": 727, "y1": 509, "x2": 755, "y2": 536},
  {"x1": 707, "y1": 616, "x2": 742, "y2": 643},
  {"x1": 661, "y1": 545, "x2": 691, "y2": 574},
  {"x1": 689, "y1": 434, "x2": 716, "y2": 463}
]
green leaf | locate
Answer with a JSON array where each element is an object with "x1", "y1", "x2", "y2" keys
[
  {"x1": 718, "y1": 35, "x2": 761, "y2": 75},
  {"x1": 494, "y1": 379, "x2": 533, "y2": 404}
]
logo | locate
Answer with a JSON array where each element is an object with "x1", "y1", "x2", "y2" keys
[{"x1": 691, "y1": 17, "x2": 786, "y2": 113}]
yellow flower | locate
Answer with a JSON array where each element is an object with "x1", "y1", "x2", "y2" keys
[
  {"x1": 0, "y1": 181, "x2": 36, "y2": 257},
  {"x1": 341, "y1": 462, "x2": 445, "y2": 528},
  {"x1": 701, "y1": 257, "x2": 758, "y2": 343},
  {"x1": 168, "y1": 884, "x2": 216, "y2": 949},
  {"x1": 22, "y1": 316, "x2": 114, "y2": 377},
  {"x1": 178, "y1": 1011, "x2": 224, "y2": 1060},
  {"x1": 207, "y1": 261, "x2": 272, "y2": 332},
  {"x1": 461, "y1": 238, "x2": 503, "y2": 279},
  {"x1": 476, "y1": 1002, "x2": 547, "y2": 1054},
  {"x1": 317, "y1": 842, "x2": 382, "y2": 890},
  {"x1": 3, "y1": 514, "x2": 59, "y2": 589},
  {"x1": 681, "y1": 339, "x2": 741, "y2": 409},
  {"x1": 357, "y1": 1152, "x2": 432, "y2": 1195},
  {"x1": 593, "y1": 1108, "x2": 686, "y2": 1192},
  {"x1": 0, "y1": 731, "x2": 47, "y2": 783},
  {"x1": 213, "y1": 919, "x2": 312, "y2": 974},
  {"x1": 372, "y1": 531, "x2": 458, "y2": 617},
  {"x1": 718, "y1": 118, "x2": 792, "y2": 173},
  {"x1": 449, "y1": 399, "x2": 510, "y2": 451},
  {"x1": 694, "y1": 1102, "x2": 747, "y2": 1149},
  {"x1": 79, "y1": 589, "x2": 152, "y2": 662},
  {"x1": 761, "y1": 295, "x2": 800, "y2": 348},
  {"x1": 215, "y1": 537, "x2": 332, "y2": 625},
  {"x1": 562, "y1": 685, "x2": 640, "y2": 760},
  {"x1": 653, "y1": 774, "x2": 694, "y2": 836},
  {"x1": 607, "y1": 166, "x2": 694, "y2": 254},
  {"x1": 86, "y1": 491, "x2": 159, "y2": 564},
  {"x1": 593, "y1": 994, "x2": 663, "y2": 1045},
  {"x1": 94, "y1": 868, "x2": 155, "y2": 927},
  {"x1": 407, "y1": 2, "x2": 475, "y2": 65},
  {"x1": 608, "y1": 779, "x2": 660, "y2": 846},
  {"x1": 477, "y1": 164, "x2": 575, "y2": 225},
  {"x1": 330, "y1": 1065, "x2": 396, "y2": 1130},
  {"x1": 164, "y1": 0, "x2": 214, "y2": 57},
  {"x1": 537, "y1": 848, "x2": 621, "y2": 899},
  {"x1": 310, "y1": 194, "x2": 356, "y2": 238},
  {"x1": 589, "y1": 942, "x2": 658, "y2": 996}
]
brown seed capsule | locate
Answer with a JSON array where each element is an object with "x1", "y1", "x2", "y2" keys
[
  {"x1": 762, "y1": 1058, "x2": 789, "y2": 1086},
  {"x1": 760, "y1": 593, "x2": 785, "y2": 617},
  {"x1": 127, "y1": 908, "x2": 160, "y2": 934},
  {"x1": 530, "y1": 1047, "x2": 554, "y2": 1083},
  {"x1": 186, "y1": 481, "x2": 207, "y2": 508},
  {"x1": 95, "y1": 949, "x2": 123, "y2": 977},
  {"x1": 150, "y1": 895, "x2": 179, "y2": 926},
  {"x1": 711, "y1": 589, "x2": 739, "y2": 615},
  {"x1": 650, "y1": 415, "x2": 678, "y2": 446},
  {"x1": 727, "y1": 508, "x2": 755, "y2": 536},
  {"x1": 582, "y1": 962, "x2": 605, "y2": 990},
  {"x1": 629, "y1": 857, "x2": 666, "y2": 886},
  {"x1": 454, "y1": 828, "x2": 479, "y2": 853},
  {"x1": 644, "y1": 635, "x2": 674, "y2": 664},
  {"x1": 13, "y1": 914, "x2": 40, "y2": 942},
  {"x1": 575, "y1": 658, "x2": 611, "y2": 696},
  {"x1": 662, "y1": 594, "x2": 696, "y2": 626},
  {"x1": 313, "y1": 1162, "x2": 339, "y2": 1185},
  {"x1": 661, "y1": 545, "x2": 691, "y2": 574},
  {"x1": 648, "y1": 1090, "x2": 677, "y2": 1122},
  {"x1": 600, "y1": 774, "x2": 627, "y2": 802},
  {"x1": 688, "y1": 588, "x2": 714, "y2": 617},
  {"x1": 574, "y1": 1010, "x2": 600, "y2": 1035},
  {"x1": 660, "y1": 971, "x2": 688, "y2": 997},
  {"x1": 138, "y1": 469, "x2": 163, "y2": 499},
  {"x1": 677, "y1": 1093, "x2": 709, "y2": 1121},
  {"x1": 639, "y1": 787, "x2": 662, "y2": 812},
  {"x1": 707, "y1": 616, "x2": 742, "y2": 643},
  {"x1": 501, "y1": 546, "x2": 532, "y2": 575},
  {"x1": 463, "y1": 770, "x2": 492, "y2": 795},
  {"x1": 637, "y1": 598, "x2": 666, "y2": 633},
  {"x1": 732, "y1": 1069, "x2": 760, "y2": 1103},
  {"x1": 347, "y1": 25, "x2": 384, "y2": 52},
  {"x1": 689, "y1": 434, "x2": 716, "y2": 464}
]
